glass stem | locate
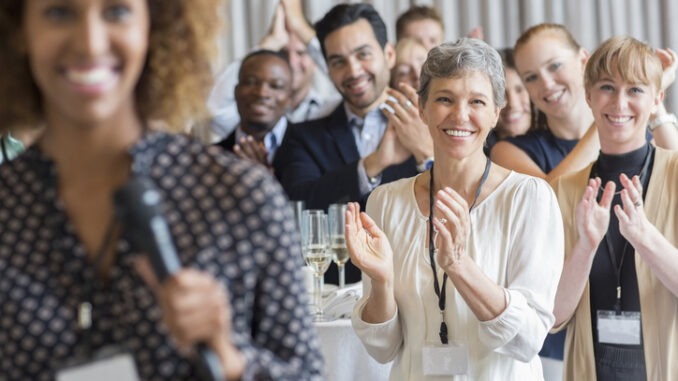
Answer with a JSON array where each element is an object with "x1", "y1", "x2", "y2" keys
[
  {"x1": 338, "y1": 264, "x2": 345, "y2": 289},
  {"x1": 314, "y1": 274, "x2": 323, "y2": 318}
]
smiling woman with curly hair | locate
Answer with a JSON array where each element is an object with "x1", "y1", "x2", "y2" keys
[
  {"x1": 0, "y1": 0, "x2": 219, "y2": 131},
  {"x1": 0, "y1": 1, "x2": 324, "y2": 380}
]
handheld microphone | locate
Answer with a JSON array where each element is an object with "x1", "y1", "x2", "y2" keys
[{"x1": 114, "y1": 176, "x2": 226, "y2": 381}]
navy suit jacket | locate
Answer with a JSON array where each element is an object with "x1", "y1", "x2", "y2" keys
[
  {"x1": 273, "y1": 105, "x2": 417, "y2": 284},
  {"x1": 273, "y1": 104, "x2": 417, "y2": 210}
]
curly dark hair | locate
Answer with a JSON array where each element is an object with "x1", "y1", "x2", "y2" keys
[{"x1": 0, "y1": 0, "x2": 223, "y2": 133}]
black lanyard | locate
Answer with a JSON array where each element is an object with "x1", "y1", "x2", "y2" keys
[
  {"x1": 590, "y1": 145, "x2": 653, "y2": 315},
  {"x1": 428, "y1": 156, "x2": 491, "y2": 344}
]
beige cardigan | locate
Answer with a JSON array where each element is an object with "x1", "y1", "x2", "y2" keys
[{"x1": 551, "y1": 147, "x2": 678, "y2": 381}]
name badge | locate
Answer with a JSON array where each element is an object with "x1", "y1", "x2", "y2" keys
[
  {"x1": 422, "y1": 342, "x2": 468, "y2": 376},
  {"x1": 57, "y1": 348, "x2": 140, "y2": 381},
  {"x1": 597, "y1": 310, "x2": 641, "y2": 345}
]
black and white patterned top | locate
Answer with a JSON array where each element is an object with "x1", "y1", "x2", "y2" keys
[{"x1": 0, "y1": 132, "x2": 324, "y2": 381}]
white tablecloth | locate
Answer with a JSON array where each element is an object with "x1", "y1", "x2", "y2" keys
[{"x1": 316, "y1": 318, "x2": 393, "y2": 381}]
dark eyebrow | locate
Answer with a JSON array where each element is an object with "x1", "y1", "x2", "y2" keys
[{"x1": 326, "y1": 44, "x2": 372, "y2": 62}]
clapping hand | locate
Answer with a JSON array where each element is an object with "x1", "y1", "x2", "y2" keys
[
  {"x1": 575, "y1": 178, "x2": 615, "y2": 252},
  {"x1": 233, "y1": 136, "x2": 272, "y2": 170},
  {"x1": 344, "y1": 202, "x2": 394, "y2": 285},
  {"x1": 431, "y1": 187, "x2": 471, "y2": 271},
  {"x1": 615, "y1": 174, "x2": 651, "y2": 246},
  {"x1": 384, "y1": 85, "x2": 433, "y2": 163},
  {"x1": 259, "y1": 3, "x2": 289, "y2": 51}
]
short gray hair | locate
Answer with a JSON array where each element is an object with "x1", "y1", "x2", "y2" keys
[{"x1": 418, "y1": 38, "x2": 506, "y2": 108}]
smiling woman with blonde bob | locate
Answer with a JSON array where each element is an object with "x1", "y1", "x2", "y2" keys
[
  {"x1": 551, "y1": 35, "x2": 678, "y2": 381},
  {"x1": 345, "y1": 38, "x2": 564, "y2": 380}
]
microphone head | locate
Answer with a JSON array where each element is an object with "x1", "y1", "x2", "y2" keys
[{"x1": 114, "y1": 176, "x2": 180, "y2": 280}]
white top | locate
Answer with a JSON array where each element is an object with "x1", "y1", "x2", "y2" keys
[{"x1": 351, "y1": 172, "x2": 564, "y2": 381}]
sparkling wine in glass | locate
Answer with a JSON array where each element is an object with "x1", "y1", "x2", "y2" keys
[
  {"x1": 328, "y1": 203, "x2": 349, "y2": 288},
  {"x1": 301, "y1": 210, "x2": 334, "y2": 322}
]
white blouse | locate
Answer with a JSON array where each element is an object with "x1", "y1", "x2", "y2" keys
[{"x1": 352, "y1": 172, "x2": 564, "y2": 381}]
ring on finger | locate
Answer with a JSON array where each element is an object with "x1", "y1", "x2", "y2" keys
[
  {"x1": 404, "y1": 100, "x2": 413, "y2": 109},
  {"x1": 439, "y1": 217, "x2": 447, "y2": 225},
  {"x1": 634, "y1": 200, "x2": 642, "y2": 207}
]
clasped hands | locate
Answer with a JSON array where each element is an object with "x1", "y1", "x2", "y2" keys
[{"x1": 364, "y1": 83, "x2": 433, "y2": 176}]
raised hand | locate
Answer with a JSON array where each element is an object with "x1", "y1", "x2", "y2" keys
[
  {"x1": 384, "y1": 85, "x2": 433, "y2": 163},
  {"x1": 575, "y1": 177, "x2": 615, "y2": 251},
  {"x1": 259, "y1": 2, "x2": 289, "y2": 51},
  {"x1": 466, "y1": 26, "x2": 484, "y2": 40},
  {"x1": 615, "y1": 174, "x2": 651, "y2": 245},
  {"x1": 280, "y1": 0, "x2": 316, "y2": 44},
  {"x1": 344, "y1": 202, "x2": 394, "y2": 285},
  {"x1": 431, "y1": 187, "x2": 471, "y2": 271},
  {"x1": 656, "y1": 47, "x2": 677, "y2": 91}
]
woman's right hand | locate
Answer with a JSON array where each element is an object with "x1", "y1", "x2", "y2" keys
[
  {"x1": 575, "y1": 177, "x2": 615, "y2": 251},
  {"x1": 344, "y1": 202, "x2": 394, "y2": 285}
]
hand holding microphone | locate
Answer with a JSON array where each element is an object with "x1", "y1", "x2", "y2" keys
[{"x1": 115, "y1": 177, "x2": 244, "y2": 380}]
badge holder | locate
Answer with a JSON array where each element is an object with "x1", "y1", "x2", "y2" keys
[
  {"x1": 422, "y1": 341, "x2": 469, "y2": 376},
  {"x1": 56, "y1": 345, "x2": 140, "y2": 381},
  {"x1": 597, "y1": 310, "x2": 642, "y2": 345}
]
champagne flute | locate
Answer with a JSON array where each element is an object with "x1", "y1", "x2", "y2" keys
[
  {"x1": 291, "y1": 200, "x2": 305, "y2": 234},
  {"x1": 328, "y1": 203, "x2": 349, "y2": 288},
  {"x1": 301, "y1": 210, "x2": 334, "y2": 322}
]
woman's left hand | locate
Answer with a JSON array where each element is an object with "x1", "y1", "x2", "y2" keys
[
  {"x1": 432, "y1": 187, "x2": 471, "y2": 272},
  {"x1": 615, "y1": 174, "x2": 651, "y2": 246}
]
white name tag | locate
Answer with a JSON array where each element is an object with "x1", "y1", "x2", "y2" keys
[
  {"x1": 597, "y1": 310, "x2": 641, "y2": 345},
  {"x1": 57, "y1": 352, "x2": 140, "y2": 381},
  {"x1": 422, "y1": 343, "x2": 468, "y2": 376}
]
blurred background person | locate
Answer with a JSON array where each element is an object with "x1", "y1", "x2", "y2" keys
[
  {"x1": 208, "y1": 0, "x2": 339, "y2": 142},
  {"x1": 551, "y1": 35, "x2": 678, "y2": 381},
  {"x1": 394, "y1": 5, "x2": 445, "y2": 51},
  {"x1": 0, "y1": 0, "x2": 324, "y2": 379},
  {"x1": 390, "y1": 37, "x2": 427, "y2": 91},
  {"x1": 490, "y1": 23, "x2": 600, "y2": 183},
  {"x1": 274, "y1": 3, "x2": 436, "y2": 285},
  {"x1": 347, "y1": 38, "x2": 563, "y2": 380},
  {"x1": 485, "y1": 48, "x2": 535, "y2": 155}
]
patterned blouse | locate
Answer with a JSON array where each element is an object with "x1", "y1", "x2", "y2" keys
[{"x1": 0, "y1": 132, "x2": 324, "y2": 381}]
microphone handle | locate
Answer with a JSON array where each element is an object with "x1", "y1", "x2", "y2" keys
[{"x1": 197, "y1": 343, "x2": 226, "y2": 381}]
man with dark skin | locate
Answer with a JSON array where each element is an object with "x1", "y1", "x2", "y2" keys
[{"x1": 216, "y1": 50, "x2": 292, "y2": 169}]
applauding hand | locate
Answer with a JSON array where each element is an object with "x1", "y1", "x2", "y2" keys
[
  {"x1": 576, "y1": 177, "x2": 615, "y2": 252},
  {"x1": 344, "y1": 202, "x2": 394, "y2": 285}
]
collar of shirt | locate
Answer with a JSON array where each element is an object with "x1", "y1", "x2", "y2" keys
[
  {"x1": 287, "y1": 89, "x2": 321, "y2": 123},
  {"x1": 344, "y1": 102, "x2": 388, "y2": 157}
]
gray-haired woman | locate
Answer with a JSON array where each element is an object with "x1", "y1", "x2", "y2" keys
[{"x1": 345, "y1": 38, "x2": 564, "y2": 380}]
